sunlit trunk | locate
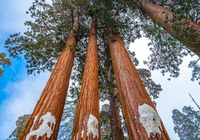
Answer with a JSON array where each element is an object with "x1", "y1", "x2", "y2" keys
[
  {"x1": 108, "y1": 32, "x2": 170, "y2": 140},
  {"x1": 71, "y1": 18, "x2": 100, "y2": 140},
  {"x1": 137, "y1": 0, "x2": 200, "y2": 57},
  {"x1": 19, "y1": 17, "x2": 80, "y2": 140}
]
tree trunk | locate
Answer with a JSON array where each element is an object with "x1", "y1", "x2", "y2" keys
[
  {"x1": 110, "y1": 87, "x2": 124, "y2": 140},
  {"x1": 19, "y1": 17, "x2": 80, "y2": 140},
  {"x1": 136, "y1": 0, "x2": 200, "y2": 57},
  {"x1": 107, "y1": 32, "x2": 170, "y2": 140},
  {"x1": 71, "y1": 18, "x2": 100, "y2": 140}
]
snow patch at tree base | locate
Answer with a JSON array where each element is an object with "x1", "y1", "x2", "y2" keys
[
  {"x1": 25, "y1": 112, "x2": 56, "y2": 140},
  {"x1": 138, "y1": 104, "x2": 162, "y2": 138},
  {"x1": 87, "y1": 114, "x2": 99, "y2": 139}
]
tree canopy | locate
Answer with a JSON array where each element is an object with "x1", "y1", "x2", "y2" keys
[
  {"x1": 172, "y1": 106, "x2": 200, "y2": 140},
  {"x1": 7, "y1": 114, "x2": 31, "y2": 140},
  {"x1": 4, "y1": 0, "x2": 200, "y2": 139},
  {"x1": 5, "y1": 0, "x2": 200, "y2": 82},
  {"x1": 0, "y1": 53, "x2": 11, "y2": 77}
]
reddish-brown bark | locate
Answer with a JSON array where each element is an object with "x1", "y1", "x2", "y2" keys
[
  {"x1": 71, "y1": 18, "x2": 100, "y2": 140},
  {"x1": 136, "y1": 0, "x2": 200, "y2": 57},
  {"x1": 110, "y1": 87, "x2": 124, "y2": 140},
  {"x1": 107, "y1": 33, "x2": 170, "y2": 140},
  {"x1": 19, "y1": 17, "x2": 80, "y2": 140}
]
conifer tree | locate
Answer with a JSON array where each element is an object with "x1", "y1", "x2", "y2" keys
[
  {"x1": 172, "y1": 94, "x2": 200, "y2": 140},
  {"x1": 19, "y1": 16, "x2": 80, "y2": 140},
  {"x1": 107, "y1": 31, "x2": 170, "y2": 139},
  {"x1": 7, "y1": 114, "x2": 31, "y2": 140},
  {"x1": 71, "y1": 18, "x2": 100, "y2": 140},
  {"x1": 6, "y1": 0, "x2": 200, "y2": 139}
]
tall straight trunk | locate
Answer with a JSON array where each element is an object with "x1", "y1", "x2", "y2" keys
[
  {"x1": 19, "y1": 17, "x2": 80, "y2": 140},
  {"x1": 109, "y1": 87, "x2": 124, "y2": 140},
  {"x1": 107, "y1": 33, "x2": 170, "y2": 140},
  {"x1": 71, "y1": 18, "x2": 100, "y2": 140},
  {"x1": 136, "y1": 0, "x2": 200, "y2": 57}
]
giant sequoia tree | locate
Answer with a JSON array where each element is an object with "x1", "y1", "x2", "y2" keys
[
  {"x1": 5, "y1": 0, "x2": 200, "y2": 139},
  {"x1": 19, "y1": 17, "x2": 80, "y2": 139}
]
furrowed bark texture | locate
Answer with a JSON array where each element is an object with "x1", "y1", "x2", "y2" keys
[
  {"x1": 108, "y1": 33, "x2": 170, "y2": 140},
  {"x1": 71, "y1": 18, "x2": 100, "y2": 140},
  {"x1": 20, "y1": 17, "x2": 80, "y2": 140},
  {"x1": 110, "y1": 87, "x2": 124, "y2": 140},
  {"x1": 136, "y1": 0, "x2": 200, "y2": 57}
]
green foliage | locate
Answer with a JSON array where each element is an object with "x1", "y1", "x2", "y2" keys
[
  {"x1": 137, "y1": 68, "x2": 162, "y2": 106},
  {"x1": 100, "y1": 104, "x2": 112, "y2": 140},
  {"x1": 0, "y1": 53, "x2": 11, "y2": 77},
  {"x1": 172, "y1": 106, "x2": 200, "y2": 140},
  {"x1": 169, "y1": 11, "x2": 200, "y2": 49},
  {"x1": 5, "y1": 0, "x2": 141, "y2": 75},
  {"x1": 100, "y1": 103, "x2": 129, "y2": 140},
  {"x1": 150, "y1": 0, "x2": 200, "y2": 24},
  {"x1": 142, "y1": 22, "x2": 187, "y2": 79},
  {"x1": 5, "y1": 0, "x2": 89, "y2": 75},
  {"x1": 57, "y1": 92, "x2": 78, "y2": 140},
  {"x1": 89, "y1": 0, "x2": 141, "y2": 48},
  {"x1": 7, "y1": 114, "x2": 31, "y2": 140},
  {"x1": 128, "y1": 50, "x2": 139, "y2": 66},
  {"x1": 139, "y1": 0, "x2": 200, "y2": 82},
  {"x1": 188, "y1": 58, "x2": 200, "y2": 85}
]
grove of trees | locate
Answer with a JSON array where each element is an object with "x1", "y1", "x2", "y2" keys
[{"x1": 4, "y1": 0, "x2": 200, "y2": 139}]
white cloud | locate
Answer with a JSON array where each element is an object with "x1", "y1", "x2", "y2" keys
[
  {"x1": 0, "y1": 71, "x2": 51, "y2": 139},
  {"x1": 0, "y1": 0, "x2": 33, "y2": 33}
]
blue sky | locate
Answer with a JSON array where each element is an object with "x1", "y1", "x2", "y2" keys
[
  {"x1": 0, "y1": 0, "x2": 199, "y2": 140},
  {"x1": 0, "y1": 0, "x2": 50, "y2": 139}
]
